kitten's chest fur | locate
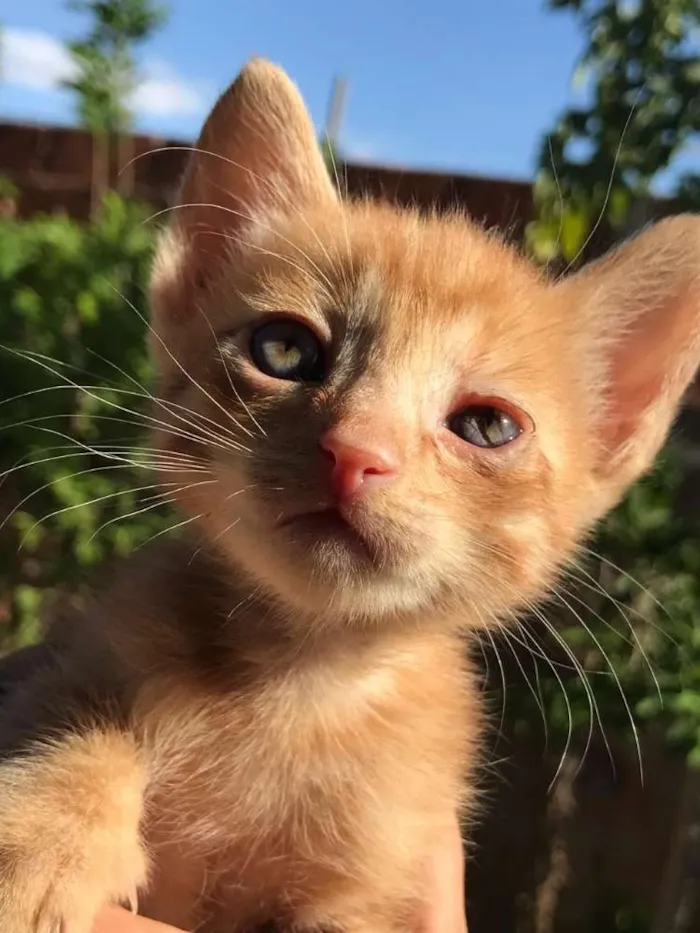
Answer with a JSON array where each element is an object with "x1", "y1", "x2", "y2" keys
[
  {"x1": 92, "y1": 542, "x2": 481, "y2": 928},
  {"x1": 137, "y1": 630, "x2": 476, "y2": 843}
]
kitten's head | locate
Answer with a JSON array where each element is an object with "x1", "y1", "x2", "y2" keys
[{"x1": 148, "y1": 59, "x2": 700, "y2": 628}]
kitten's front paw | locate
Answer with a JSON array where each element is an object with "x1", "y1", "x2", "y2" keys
[
  {"x1": 0, "y1": 837, "x2": 147, "y2": 933},
  {"x1": 0, "y1": 730, "x2": 148, "y2": 933}
]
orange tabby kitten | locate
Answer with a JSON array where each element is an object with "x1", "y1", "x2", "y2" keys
[{"x1": 0, "y1": 59, "x2": 698, "y2": 933}]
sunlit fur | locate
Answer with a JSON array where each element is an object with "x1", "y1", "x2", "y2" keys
[
  {"x1": 151, "y1": 200, "x2": 587, "y2": 626},
  {"x1": 150, "y1": 194, "x2": 700, "y2": 630},
  {"x1": 0, "y1": 59, "x2": 698, "y2": 933}
]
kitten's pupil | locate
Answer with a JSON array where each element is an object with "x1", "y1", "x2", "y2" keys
[
  {"x1": 448, "y1": 406, "x2": 521, "y2": 449},
  {"x1": 267, "y1": 339, "x2": 301, "y2": 370},
  {"x1": 250, "y1": 319, "x2": 325, "y2": 382}
]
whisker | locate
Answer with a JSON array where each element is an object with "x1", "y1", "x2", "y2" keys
[
  {"x1": 505, "y1": 619, "x2": 587, "y2": 675},
  {"x1": 0, "y1": 439, "x2": 209, "y2": 482},
  {"x1": 579, "y1": 544, "x2": 675, "y2": 626},
  {"x1": 103, "y1": 285, "x2": 260, "y2": 452},
  {"x1": 482, "y1": 627, "x2": 508, "y2": 750},
  {"x1": 187, "y1": 485, "x2": 257, "y2": 564},
  {"x1": 552, "y1": 586, "x2": 642, "y2": 783},
  {"x1": 558, "y1": 84, "x2": 644, "y2": 277},
  {"x1": 226, "y1": 584, "x2": 263, "y2": 622},
  {"x1": 472, "y1": 632, "x2": 491, "y2": 692},
  {"x1": 78, "y1": 345, "x2": 255, "y2": 451},
  {"x1": 16, "y1": 475, "x2": 184, "y2": 548},
  {"x1": 202, "y1": 229, "x2": 333, "y2": 302},
  {"x1": 192, "y1": 304, "x2": 266, "y2": 439},
  {"x1": 563, "y1": 561, "x2": 676, "y2": 647},
  {"x1": 556, "y1": 577, "x2": 663, "y2": 709},
  {"x1": 144, "y1": 202, "x2": 338, "y2": 299},
  {"x1": 1, "y1": 453, "x2": 212, "y2": 549},
  {"x1": 501, "y1": 627, "x2": 549, "y2": 746},
  {"x1": 0, "y1": 442, "x2": 209, "y2": 534},
  {"x1": 134, "y1": 511, "x2": 204, "y2": 551},
  {"x1": 88, "y1": 477, "x2": 217, "y2": 543},
  {"x1": 277, "y1": 134, "x2": 352, "y2": 293},
  {"x1": 517, "y1": 621, "x2": 574, "y2": 789},
  {"x1": 547, "y1": 135, "x2": 565, "y2": 261},
  {"x1": 208, "y1": 163, "x2": 346, "y2": 300},
  {"x1": 0, "y1": 423, "x2": 212, "y2": 475},
  {"x1": 527, "y1": 601, "x2": 604, "y2": 778},
  {"x1": 4, "y1": 347, "x2": 251, "y2": 456},
  {"x1": 0, "y1": 384, "x2": 245, "y2": 462}
]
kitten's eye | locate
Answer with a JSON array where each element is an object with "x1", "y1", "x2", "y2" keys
[
  {"x1": 448, "y1": 405, "x2": 522, "y2": 449},
  {"x1": 249, "y1": 319, "x2": 325, "y2": 382}
]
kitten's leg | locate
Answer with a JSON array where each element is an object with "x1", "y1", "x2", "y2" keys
[
  {"x1": 0, "y1": 657, "x2": 148, "y2": 933},
  {"x1": 0, "y1": 727, "x2": 148, "y2": 933}
]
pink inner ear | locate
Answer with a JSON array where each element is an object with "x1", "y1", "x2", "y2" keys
[
  {"x1": 605, "y1": 326, "x2": 668, "y2": 454},
  {"x1": 560, "y1": 216, "x2": 700, "y2": 483},
  {"x1": 602, "y1": 283, "x2": 698, "y2": 464}
]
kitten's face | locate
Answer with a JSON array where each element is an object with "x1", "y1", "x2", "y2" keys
[
  {"x1": 151, "y1": 204, "x2": 599, "y2": 624},
  {"x1": 149, "y1": 60, "x2": 700, "y2": 627}
]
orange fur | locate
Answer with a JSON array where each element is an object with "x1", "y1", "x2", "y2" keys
[{"x1": 0, "y1": 58, "x2": 699, "y2": 933}]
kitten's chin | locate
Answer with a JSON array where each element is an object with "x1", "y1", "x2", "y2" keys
[{"x1": 217, "y1": 513, "x2": 434, "y2": 622}]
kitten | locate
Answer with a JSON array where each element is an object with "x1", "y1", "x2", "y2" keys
[{"x1": 0, "y1": 58, "x2": 698, "y2": 933}]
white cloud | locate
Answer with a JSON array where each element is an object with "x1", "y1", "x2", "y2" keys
[
  {"x1": 2, "y1": 27, "x2": 209, "y2": 119},
  {"x1": 342, "y1": 131, "x2": 380, "y2": 163},
  {"x1": 131, "y1": 61, "x2": 209, "y2": 118},
  {"x1": 346, "y1": 139, "x2": 378, "y2": 161},
  {"x1": 3, "y1": 27, "x2": 77, "y2": 91}
]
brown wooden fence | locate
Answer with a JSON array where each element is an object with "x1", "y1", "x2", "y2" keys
[{"x1": 0, "y1": 120, "x2": 534, "y2": 238}]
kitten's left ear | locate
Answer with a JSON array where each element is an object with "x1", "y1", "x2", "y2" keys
[
  {"x1": 175, "y1": 57, "x2": 337, "y2": 249},
  {"x1": 561, "y1": 215, "x2": 700, "y2": 505},
  {"x1": 149, "y1": 58, "x2": 336, "y2": 333}
]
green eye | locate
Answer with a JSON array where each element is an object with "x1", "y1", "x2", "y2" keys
[
  {"x1": 250, "y1": 319, "x2": 325, "y2": 382},
  {"x1": 448, "y1": 406, "x2": 522, "y2": 448}
]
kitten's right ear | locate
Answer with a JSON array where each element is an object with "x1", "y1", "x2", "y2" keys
[
  {"x1": 150, "y1": 59, "x2": 336, "y2": 323},
  {"x1": 561, "y1": 214, "x2": 700, "y2": 511}
]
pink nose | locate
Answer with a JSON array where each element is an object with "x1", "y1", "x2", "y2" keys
[{"x1": 319, "y1": 430, "x2": 399, "y2": 502}]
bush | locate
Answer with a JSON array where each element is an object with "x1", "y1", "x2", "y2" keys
[{"x1": 0, "y1": 195, "x2": 166, "y2": 651}]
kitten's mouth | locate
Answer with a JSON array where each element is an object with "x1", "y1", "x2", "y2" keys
[{"x1": 279, "y1": 507, "x2": 374, "y2": 559}]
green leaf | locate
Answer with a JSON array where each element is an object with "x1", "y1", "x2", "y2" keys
[
  {"x1": 636, "y1": 696, "x2": 662, "y2": 719},
  {"x1": 672, "y1": 692, "x2": 700, "y2": 718},
  {"x1": 560, "y1": 208, "x2": 589, "y2": 259}
]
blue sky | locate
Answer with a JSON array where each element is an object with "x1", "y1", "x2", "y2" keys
[{"x1": 1, "y1": 0, "x2": 590, "y2": 180}]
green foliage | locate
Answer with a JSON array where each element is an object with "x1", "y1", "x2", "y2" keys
[
  {"x1": 71, "y1": 0, "x2": 168, "y2": 41},
  {"x1": 527, "y1": 0, "x2": 700, "y2": 262},
  {"x1": 65, "y1": 0, "x2": 169, "y2": 134},
  {"x1": 66, "y1": 41, "x2": 134, "y2": 135},
  {"x1": 599, "y1": 456, "x2": 700, "y2": 765},
  {"x1": 509, "y1": 447, "x2": 700, "y2": 773},
  {"x1": 515, "y1": 0, "x2": 700, "y2": 776},
  {"x1": 0, "y1": 195, "x2": 167, "y2": 653}
]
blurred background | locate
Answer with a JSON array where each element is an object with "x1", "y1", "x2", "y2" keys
[{"x1": 0, "y1": 2, "x2": 699, "y2": 931}]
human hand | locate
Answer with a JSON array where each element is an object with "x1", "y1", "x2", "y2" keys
[{"x1": 92, "y1": 906, "x2": 186, "y2": 933}]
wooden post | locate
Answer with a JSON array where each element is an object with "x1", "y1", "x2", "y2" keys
[{"x1": 324, "y1": 75, "x2": 348, "y2": 151}]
